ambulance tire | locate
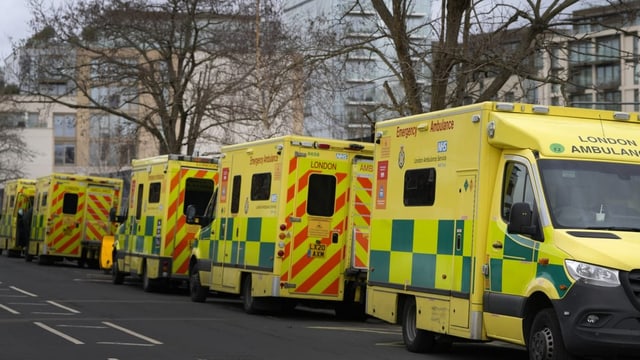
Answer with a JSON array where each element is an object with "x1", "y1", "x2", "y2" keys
[
  {"x1": 112, "y1": 257, "x2": 125, "y2": 285},
  {"x1": 242, "y1": 275, "x2": 261, "y2": 314},
  {"x1": 142, "y1": 265, "x2": 156, "y2": 292},
  {"x1": 402, "y1": 297, "x2": 443, "y2": 353},
  {"x1": 189, "y1": 268, "x2": 208, "y2": 303},
  {"x1": 25, "y1": 252, "x2": 33, "y2": 262},
  {"x1": 529, "y1": 308, "x2": 574, "y2": 360}
]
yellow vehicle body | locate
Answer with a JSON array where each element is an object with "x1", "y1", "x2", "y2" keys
[
  {"x1": 189, "y1": 135, "x2": 374, "y2": 316},
  {"x1": 27, "y1": 173, "x2": 123, "y2": 267},
  {"x1": 366, "y1": 102, "x2": 640, "y2": 359},
  {"x1": 0, "y1": 179, "x2": 36, "y2": 257},
  {"x1": 111, "y1": 155, "x2": 218, "y2": 292}
]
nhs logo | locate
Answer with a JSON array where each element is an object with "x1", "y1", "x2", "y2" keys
[{"x1": 437, "y1": 140, "x2": 448, "y2": 153}]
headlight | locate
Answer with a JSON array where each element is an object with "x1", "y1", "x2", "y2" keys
[{"x1": 565, "y1": 260, "x2": 620, "y2": 287}]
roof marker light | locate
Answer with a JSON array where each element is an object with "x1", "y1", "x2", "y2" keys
[
  {"x1": 614, "y1": 112, "x2": 630, "y2": 121},
  {"x1": 495, "y1": 103, "x2": 515, "y2": 111},
  {"x1": 532, "y1": 105, "x2": 549, "y2": 114}
]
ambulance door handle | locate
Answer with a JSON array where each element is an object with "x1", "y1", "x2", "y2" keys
[
  {"x1": 331, "y1": 232, "x2": 338, "y2": 244},
  {"x1": 492, "y1": 241, "x2": 503, "y2": 249}
]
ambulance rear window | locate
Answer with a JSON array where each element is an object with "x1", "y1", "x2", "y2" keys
[
  {"x1": 307, "y1": 174, "x2": 336, "y2": 216},
  {"x1": 62, "y1": 193, "x2": 78, "y2": 214},
  {"x1": 404, "y1": 168, "x2": 436, "y2": 206},
  {"x1": 184, "y1": 178, "x2": 215, "y2": 216}
]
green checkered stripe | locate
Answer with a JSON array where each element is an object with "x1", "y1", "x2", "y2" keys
[
  {"x1": 488, "y1": 231, "x2": 570, "y2": 296},
  {"x1": 195, "y1": 216, "x2": 276, "y2": 272},
  {"x1": 369, "y1": 219, "x2": 473, "y2": 294}
]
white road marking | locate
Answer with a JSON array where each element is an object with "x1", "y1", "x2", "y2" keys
[
  {"x1": 97, "y1": 342, "x2": 156, "y2": 347},
  {"x1": 102, "y1": 322, "x2": 163, "y2": 345},
  {"x1": 0, "y1": 303, "x2": 20, "y2": 314},
  {"x1": 57, "y1": 324, "x2": 108, "y2": 329},
  {"x1": 34, "y1": 322, "x2": 84, "y2": 345},
  {"x1": 307, "y1": 326, "x2": 401, "y2": 335},
  {"x1": 9, "y1": 286, "x2": 37, "y2": 297},
  {"x1": 46, "y1": 300, "x2": 80, "y2": 314}
]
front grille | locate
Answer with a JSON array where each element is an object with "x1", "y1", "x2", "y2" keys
[{"x1": 625, "y1": 269, "x2": 640, "y2": 308}]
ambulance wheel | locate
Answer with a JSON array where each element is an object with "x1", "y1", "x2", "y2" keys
[
  {"x1": 242, "y1": 275, "x2": 260, "y2": 314},
  {"x1": 25, "y1": 252, "x2": 33, "y2": 262},
  {"x1": 529, "y1": 308, "x2": 572, "y2": 360},
  {"x1": 112, "y1": 257, "x2": 125, "y2": 285},
  {"x1": 402, "y1": 297, "x2": 440, "y2": 353},
  {"x1": 189, "y1": 268, "x2": 208, "y2": 303},
  {"x1": 142, "y1": 265, "x2": 155, "y2": 292}
]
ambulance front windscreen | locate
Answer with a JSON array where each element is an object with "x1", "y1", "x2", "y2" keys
[{"x1": 539, "y1": 159, "x2": 640, "y2": 230}]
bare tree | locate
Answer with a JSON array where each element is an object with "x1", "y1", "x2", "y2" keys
[
  {"x1": 0, "y1": 105, "x2": 35, "y2": 181},
  {"x1": 18, "y1": 0, "x2": 298, "y2": 156}
]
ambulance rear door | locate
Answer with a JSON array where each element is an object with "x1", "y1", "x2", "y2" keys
[
  {"x1": 287, "y1": 147, "x2": 351, "y2": 299},
  {"x1": 49, "y1": 180, "x2": 84, "y2": 257},
  {"x1": 83, "y1": 184, "x2": 119, "y2": 247}
]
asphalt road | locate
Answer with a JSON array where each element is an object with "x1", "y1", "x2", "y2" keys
[{"x1": 0, "y1": 255, "x2": 528, "y2": 360}]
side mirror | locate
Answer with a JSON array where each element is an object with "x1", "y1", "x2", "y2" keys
[
  {"x1": 109, "y1": 207, "x2": 127, "y2": 223},
  {"x1": 507, "y1": 202, "x2": 537, "y2": 236}
]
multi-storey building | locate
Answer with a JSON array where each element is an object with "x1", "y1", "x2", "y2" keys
[
  {"x1": 283, "y1": 0, "x2": 432, "y2": 140},
  {"x1": 473, "y1": 1, "x2": 640, "y2": 112}
]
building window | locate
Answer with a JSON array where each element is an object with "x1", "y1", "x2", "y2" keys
[
  {"x1": 595, "y1": 63, "x2": 620, "y2": 88},
  {"x1": 53, "y1": 114, "x2": 76, "y2": 165},
  {"x1": 89, "y1": 114, "x2": 136, "y2": 167},
  {"x1": 570, "y1": 93, "x2": 593, "y2": 108},
  {"x1": 596, "y1": 91, "x2": 621, "y2": 111},
  {"x1": 596, "y1": 36, "x2": 620, "y2": 61},
  {"x1": 569, "y1": 67, "x2": 592, "y2": 89},
  {"x1": 569, "y1": 41, "x2": 593, "y2": 64},
  {"x1": 0, "y1": 112, "x2": 44, "y2": 128}
]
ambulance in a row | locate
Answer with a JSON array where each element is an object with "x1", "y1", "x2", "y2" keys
[
  {"x1": 0, "y1": 179, "x2": 36, "y2": 257},
  {"x1": 110, "y1": 154, "x2": 219, "y2": 292},
  {"x1": 186, "y1": 135, "x2": 373, "y2": 317},
  {"x1": 27, "y1": 173, "x2": 123, "y2": 267},
  {"x1": 366, "y1": 102, "x2": 640, "y2": 360}
]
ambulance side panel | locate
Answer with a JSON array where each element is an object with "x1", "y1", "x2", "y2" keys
[
  {"x1": 367, "y1": 105, "x2": 493, "y2": 339},
  {"x1": 210, "y1": 146, "x2": 282, "y2": 294},
  {"x1": 115, "y1": 157, "x2": 217, "y2": 285}
]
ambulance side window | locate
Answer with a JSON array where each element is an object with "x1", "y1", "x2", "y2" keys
[
  {"x1": 148, "y1": 182, "x2": 161, "y2": 203},
  {"x1": 251, "y1": 173, "x2": 271, "y2": 201},
  {"x1": 501, "y1": 161, "x2": 535, "y2": 221},
  {"x1": 135, "y1": 184, "x2": 144, "y2": 220},
  {"x1": 62, "y1": 193, "x2": 78, "y2": 214},
  {"x1": 9, "y1": 195, "x2": 15, "y2": 208},
  {"x1": 404, "y1": 168, "x2": 436, "y2": 206},
  {"x1": 307, "y1": 174, "x2": 336, "y2": 216},
  {"x1": 231, "y1": 175, "x2": 242, "y2": 214},
  {"x1": 41, "y1": 193, "x2": 47, "y2": 207}
]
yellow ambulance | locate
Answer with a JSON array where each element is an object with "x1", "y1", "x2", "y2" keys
[
  {"x1": 28, "y1": 173, "x2": 123, "y2": 267},
  {"x1": 366, "y1": 102, "x2": 640, "y2": 359},
  {"x1": 0, "y1": 179, "x2": 36, "y2": 257},
  {"x1": 187, "y1": 135, "x2": 373, "y2": 317},
  {"x1": 110, "y1": 155, "x2": 218, "y2": 292}
]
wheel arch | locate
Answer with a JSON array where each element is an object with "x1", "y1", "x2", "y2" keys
[{"x1": 522, "y1": 290, "x2": 554, "y2": 344}]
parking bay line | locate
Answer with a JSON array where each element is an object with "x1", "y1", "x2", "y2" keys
[
  {"x1": 34, "y1": 322, "x2": 84, "y2": 345},
  {"x1": 102, "y1": 321, "x2": 163, "y2": 345}
]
